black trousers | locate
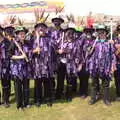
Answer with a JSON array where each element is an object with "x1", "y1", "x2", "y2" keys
[
  {"x1": 14, "y1": 77, "x2": 30, "y2": 108},
  {"x1": 92, "y1": 77, "x2": 110, "y2": 90},
  {"x1": 71, "y1": 76, "x2": 77, "y2": 92},
  {"x1": 91, "y1": 75, "x2": 100, "y2": 94},
  {"x1": 1, "y1": 74, "x2": 11, "y2": 104},
  {"x1": 50, "y1": 77, "x2": 56, "y2": 92},
  {"x1": 78, "y1": 65, "x2": 89, "y2": 96},
  {"x1": 34, "y1": 77, "x2": 52, "y2": 103},
  {"x1": 114, "y1": 64, "x2": 120, "y2": 97},
  {"x1": 91, "y1": 75, "x2": 110, "y2": 101},
  {"x1": 66, "y1": 74, "x2": 75, "y2": 99},
  {"x1": 56, "y1": 62, "x2": 66, "y2": 97}
]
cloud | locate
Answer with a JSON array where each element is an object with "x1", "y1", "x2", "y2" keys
[{"x1": 64, "y1": 0, "x2": 120, "y2": 15}]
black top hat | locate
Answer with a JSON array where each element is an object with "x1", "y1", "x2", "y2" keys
[
  {"x1": 15, "y1": 26, "x2": 28, "y2": 35},
  {"x1": 4, "y1": 26, "x2": 15, "y2": 37},
  {"x1": 34, "y1": 23, "x2": 48, "y2": 30},
  {"x1": 51, "y1": 17, "x2": 64, "y2": 24},
  {"x1": 116, "y1": 25, "x2": 120, "y2": 31},
  {"x1": 96, "y1": 25, "x2": 108, "y2": 32},
  {"x1": 75, "y1": 30, "x2": 83, "y2": 35},
  {"x1": 83, "y1": 28, "x2": 95, "y2": 33},
  {"x1": 65, "y1": 27, "x2": 75, "y2": 33}
]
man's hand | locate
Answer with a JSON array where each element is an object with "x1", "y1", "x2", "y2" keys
[
  {"x1": 58, "y1": 49, "x2": 64, "y2": 54},
  {"x1": 111, "y1": 64, "x2": 116, "y2": 74},
  {"x1": 33, "y1": 47, "x2": 41, "y2": 54},
  {"x1": 78, "y1": 64, "x2": 82, "y2": 72},
  {"x1": 109, "y1": 40, "x2": 114, "y2": 44}
]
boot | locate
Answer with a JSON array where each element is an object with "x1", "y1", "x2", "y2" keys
[
  {"x1": 89, "y1": 87, "x2": 97, "y2": 105},
  {"x1": 44, "y1": 79, "x2": 53, "y2": 107},
  {"x1": 46, "y1": 98, "x2": 52, "y2": 107},
  {"x1": 2, "y1": 87, "x2": 9, "y2": 105},
  {"x1": 35, "y1": 102, "x2": 41, "y2": 107},
  {"x1": 116, "y1": 96, "x2": 120, "y2": 101},
  {"x1": 3, "y1": 102, "x2": 10, "y2": 108},
  {"x1": 23, "y1": 89, "x2": 30, "y2": 108},
  {"x1": 103, "y1": 87, "x2": 111, "y2": 106},
  {"x1": 4, "y1": 88, "x2": 10, "y2": 108},
  {"x1": 66, "y1": 84, "x2": 72, "y2": 102}
]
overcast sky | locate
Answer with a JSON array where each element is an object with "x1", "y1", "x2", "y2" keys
[{"x1": 64, "y1": 0, "x2": 120, "y2": 16}]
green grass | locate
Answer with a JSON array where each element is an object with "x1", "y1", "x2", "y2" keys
[{"x1": 0, "y1": 80, "x2": 120, "y2": 120}]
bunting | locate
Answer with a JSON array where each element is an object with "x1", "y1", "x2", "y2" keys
[{"x1": 0, "y1": 1, "x2": 64, "y2": 13}]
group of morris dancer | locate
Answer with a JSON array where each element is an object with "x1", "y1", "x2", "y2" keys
[{"x1": 0, "y1": 14, "x2": 120, "y2": 111}]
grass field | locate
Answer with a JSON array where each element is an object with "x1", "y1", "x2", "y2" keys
[{"x1": 0, "y1": 80, "x2": 120, "y2": 120}]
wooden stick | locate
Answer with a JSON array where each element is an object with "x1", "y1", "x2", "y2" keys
[
  {"x1": 110, "y1": 18, "x2": 113, "y2": 40},
  {"x1": 13, "y1": 39, "x2": 29, "y2": 62}
]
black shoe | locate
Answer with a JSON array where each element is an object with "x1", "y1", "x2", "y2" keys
[
  {"x1": 66, "y1": 97, "x2": 72, "y2": 102},
  {"x1": 80, "y1": 95, "x2": 87, "y2": 99},
  {"x1": 35, "y1": 102, "x2": 41, "y2": 107},
  {"x1": 103, "y1": 100, "x2": 111, "y2": 106},
  {"x1": 47, "y1": 102, "x2": 52, "y2": 107},
  {"x1": 17, "y1": 107, "x2": 24, "y2": 111},
  {"x1": 3, "y1": 103, "x2": 10, "y2": 108},
  {"x1": 96, "y1": 94, "x2": 101, "y2": 100},
  {"x1": 24, "y1": 104, "x2": 31, "y2": 108},
  {"x1": 116, "y1": 97, "x2": 120, "y2": 101},
  {"x1": 103, "y1": 88, "x2": 111, "y2": 106},
  {"x1": 89, "y1": 99, "x2": 96, "y2": 105}
]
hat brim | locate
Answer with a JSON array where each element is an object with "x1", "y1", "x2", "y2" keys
[
  {"x1": 96, "y1": 28, "x2": 108, "y2": 33},
  {"x1": 4, "y1": 26, "x2": 15, "y2": 32},
  {"x1": 15, "y1": 28, "x2": 28, "y2": 34},
  {"x1": 52, "y1": 18, "x2": 64, "y2": 24},
  {"x1": 34, "y1": 23, "x2": 48, "y2": 29},
  {"x1": 4, "y1": 26, "x2": 15, "y2": 37},
  {"x1": 83, "y1": 28, "x2": 95, "y2": 33},
  {"x1": 65, "y1": 27, "x2": 75, "y2": 32}
]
